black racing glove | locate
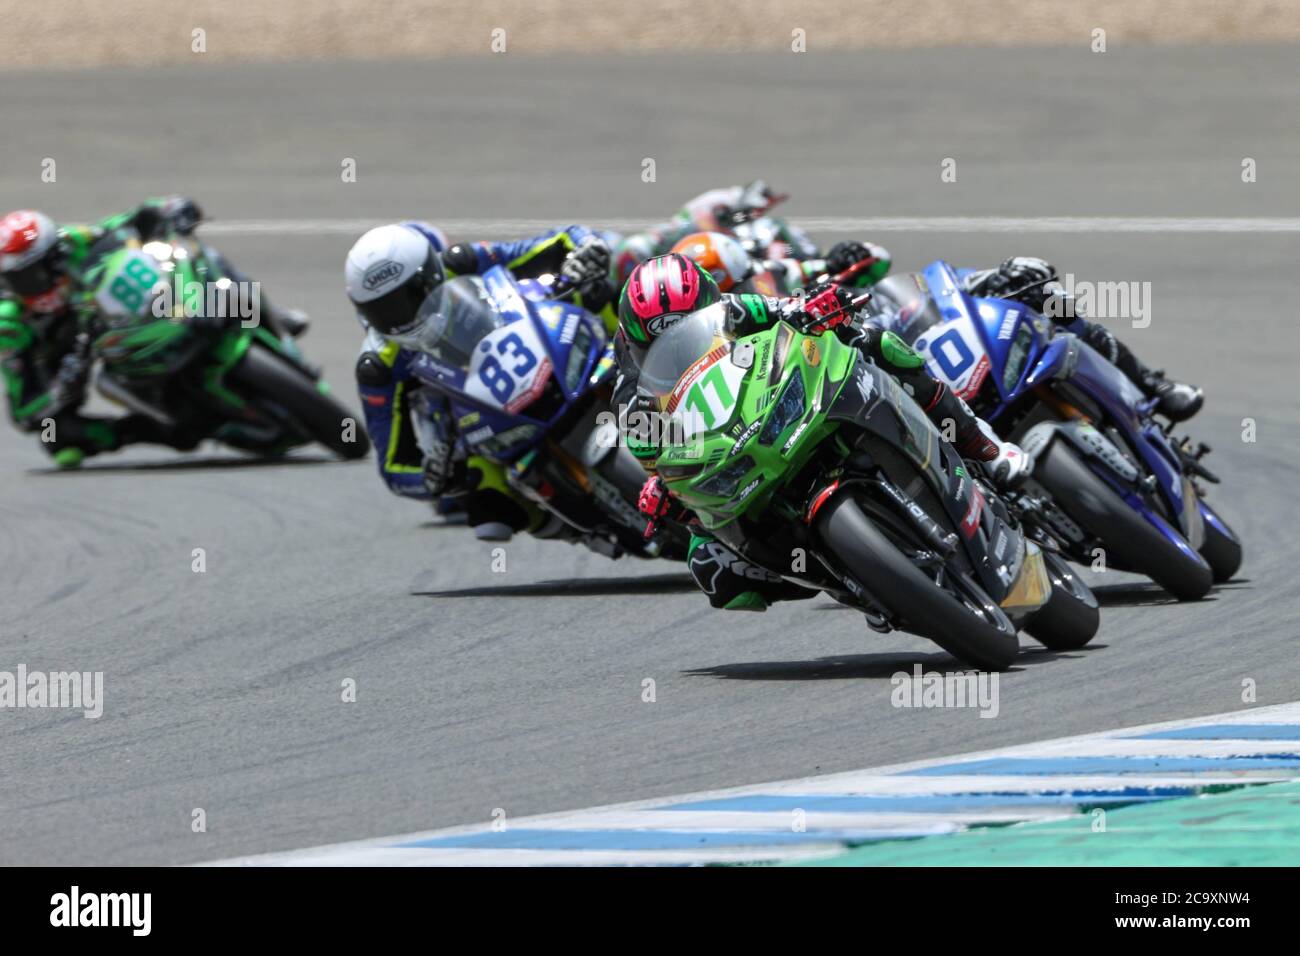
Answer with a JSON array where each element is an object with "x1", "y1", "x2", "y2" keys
[
  {"x1": 561, "y1": 236, "x2": 612, "y2": 290},
  {"x1": 984, "y1": 256, "x2": 1057, "y2": 298},
  {"x1": 136, "y1": 197, "x2": 203, "y2": 240},
  {"x1": 825, "y1": 240, "x2": 873, "y2": 277}
]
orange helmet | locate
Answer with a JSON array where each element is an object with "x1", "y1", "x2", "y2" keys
[{"x1": 669, "y1": 231, "x2": 752, "y2": 293}]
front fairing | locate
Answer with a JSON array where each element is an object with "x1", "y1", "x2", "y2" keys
[
  {"x1": 647, "y1": 313, "x2": 856, "y2": 530},
  {"x1": 89, "y1": 241, "x2": 214, "y2": 378},
  {"x1": 406, "y1": 266, "x2": 607, "y2": 461},
  {"x1": 904, "y1": 261, "x2": 1049, "y2": 414}
]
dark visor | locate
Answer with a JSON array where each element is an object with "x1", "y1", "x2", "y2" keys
[
  {"x1": 359, "y1": 278, "x2": 437, "y2": 336},
  {"x1": 3, "y1": 259, "x2": 58, "y2": 298},
  {"x1": 358, "y1": 248, "x2": 442, "y2": 336}
]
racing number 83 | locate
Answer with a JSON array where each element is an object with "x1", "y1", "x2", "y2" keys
[{"x1": 478, "y1": 332, "x2": 539, "y2": 403}]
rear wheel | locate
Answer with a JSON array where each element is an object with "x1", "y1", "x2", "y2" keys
[
  {"x1": 1034, "y1": 439, "x2": 1211, "y2": 601},
  {"x1": 227, "y1": 345, "x2": 371, "y2": 460},
  {"x1": 1198, "y1": 502, "x2": 1242, "y2": 583},
  {"x1": 1023, "y1": 550, "x2": 1100, "y2": 650},
  {"x1": 815, "y1": 493, "x2": 1020, "y2": 671}
]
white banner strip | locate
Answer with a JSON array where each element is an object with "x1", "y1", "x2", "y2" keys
[{"x1": 198, "y1": 216, "x2": 1300, "y2": 237}]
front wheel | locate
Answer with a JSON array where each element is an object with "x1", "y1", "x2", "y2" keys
[
  {"x1": 226, "y1": 345, "x2": 371, "y2": 460},
  {"x1": 815, "y1": 493, "x2": 1020, "y2": 671}
]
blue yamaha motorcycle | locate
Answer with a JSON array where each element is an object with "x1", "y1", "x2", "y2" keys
[
  {"x1": 873, "y1": 261, "x2": 1241, "y2": 600},
  {"x1": 401, "y1": 266, "x2": 683, "y2": 559}
]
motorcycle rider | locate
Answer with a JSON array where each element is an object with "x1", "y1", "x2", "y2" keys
[
  {"x1": 0, "y1": 199, "x2": 307, "y2": 467},
  {"x1": 613, "y1": 179, "x2": 892, "y2": 291},
  {"x1": 614, "y1": 253, "x2": 1030, "y2": 611},
  {"x1": 346, "y1": 221, "x2": 617, "y2": 541},
  {"x1": 950, "y1": 256, "x2": 1202, "y2": 421}
]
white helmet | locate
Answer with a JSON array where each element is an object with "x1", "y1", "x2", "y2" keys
[{"x1": 344, "y1": 224, "x2": 445, "y2": 337}]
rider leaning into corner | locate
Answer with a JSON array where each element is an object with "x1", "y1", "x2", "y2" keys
[
  {"x1": 612, "y1": 179, "x2": 893, "y2": 292},
  {"x1": 668, "y1": 229, "x2": 883, "y2": 298},
  {"x1": 346, "y1": 220, "x2": 618, "y2": 542},
  {"x1": 613, "y1": 252, "x2": 1032, "y2": 612},
  {"x1": 926, "y1": 256, "x2": 1203, "y2": 421},
  {"x1": 619, "y1": 184, "x2": 1201, "y2": 423},
  {"x1": 0, "y1": 199, "x2": 308, "y2": 467}
]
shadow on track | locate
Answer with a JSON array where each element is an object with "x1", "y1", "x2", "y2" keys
[
  {"x1": 1089, "y1": 579, "x2": 1249, "y2": 607},
  {"x1": 415, "y1": 572, "x2": 697, "y2": 599},
  {"x1": 685, "y1": 645, "x2": 1100, "y2": 681},
  {"x1": 29, "y1": 453, "x2": 349, "y2": 475},
  {"x1": 418, "y1": 515, "x2": 469, "y2": 528}
]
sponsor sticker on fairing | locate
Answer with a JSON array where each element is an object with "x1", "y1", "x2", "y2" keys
[
  {"x1": 781, "y1": 418, "x2": 811, "y2": 454},
  {"x1": 961, "y1": 483, "x2": 985, "y2": 537},
  {"x1": 736, "y1": 477, "x2": 761, "y2": 502},
  {"x1": 665, "y1": 344, "x2": 729, "y2": 414},
  {"x1": 729, "y1": 418, "x2": 762, "y2": 455}
]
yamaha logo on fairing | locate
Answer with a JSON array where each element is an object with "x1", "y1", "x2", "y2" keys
[
  {"x1": 998, "y1": 310, "x2": 1020, "y2": 340},
  {"x1": 363, "y1": 260, "x2": 403, "y2": 291}
]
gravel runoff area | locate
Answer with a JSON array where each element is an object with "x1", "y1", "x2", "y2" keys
[{"x1": 7, "y1": 0, "x2": 1300, "y2": 71}]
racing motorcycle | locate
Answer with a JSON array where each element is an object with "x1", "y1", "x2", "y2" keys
[
  {"x1": 400, "y1": 266, "x2": 687, "y2": 560},
  {"x1": 82, "y1": 233, "x2": 369, "y2": 460},
  {"x1": 873, "y1": 261, "x2": 1241, "y2": 600},
  {"x1": 637, "y1": 296, "x2": 1100, "y2": 671},
  {"x1": 722, "y1": 193, "x2": 824, "y2": 282}
]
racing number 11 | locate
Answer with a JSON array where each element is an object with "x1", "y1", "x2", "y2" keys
[{"x1": 684, "y1": 363, "x2": 734, "y2": 430}]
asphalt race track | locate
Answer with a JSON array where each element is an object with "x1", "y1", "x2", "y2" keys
[{"x1": 1, "y1": 45, "x2": 1297, "y2": 865}]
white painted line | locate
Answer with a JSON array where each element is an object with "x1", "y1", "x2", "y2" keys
[
  {"x1": 768, "y1": 771, "x2": 1296, "y2": 797},
  {"x1": 207, "y1": 702, "x2": 1300, "y2": 867},
  {"x1": 971, "y1": 738, "x2": 1300, "y2": 759},
  {"x1": 211, "y1": 845, "x2": 840, "y2": 867},
  {"x1": 197, "y1": 216, "x2": 1300, "y2": 238}
]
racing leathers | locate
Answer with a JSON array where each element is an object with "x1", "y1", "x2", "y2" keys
[
  {"x1": 617, "y1": 289, "x2": 1024, "y2": 611},
  {"x1": 355, "y1": 223, "x2": 617, "y2": 539}
]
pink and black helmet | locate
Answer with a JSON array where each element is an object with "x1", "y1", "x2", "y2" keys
[{"x1": 617, "y1": 253, "x2": 721, "y2": 347}]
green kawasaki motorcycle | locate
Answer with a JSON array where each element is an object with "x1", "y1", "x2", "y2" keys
[
  {"x1": 82, "y1": 235, "x2": 368, "y2": 460},
  {"x1": 639, "y1": 306, "x2": 1100, "y2": 670}
]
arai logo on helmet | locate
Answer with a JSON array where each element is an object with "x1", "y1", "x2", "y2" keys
[
  {"x1": 363, "y1": 260, "x2": 404, "y2": 292},
  {"x1": 646, "y1": 312, "x2": 686, "y2": 337}
]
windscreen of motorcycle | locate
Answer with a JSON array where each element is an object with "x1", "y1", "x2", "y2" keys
[
  {"x1": 637, "y1": 303, "x2": 734, "y2": 402},
  {"x1": 868, "y1": 272, "x2": 946, "y2": 341},
  {"x1": 402, "y1": 275, "x2": 506, "y2": 369},
  {"x1": 407, "y1": 274, "x2": 556, "y2": 415}
]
